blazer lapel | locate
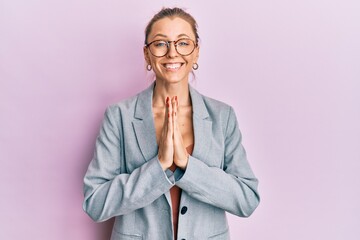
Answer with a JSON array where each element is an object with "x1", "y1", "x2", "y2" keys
[
  {"x1": 132, "y1": 83, "x2": 158, "y2": 162},
  {"x1": 189, "y1": 85, "x2": 213, "y2": 161},
  {"x1": 132, "y1": 83, "x2": 213, "y2": 162}
]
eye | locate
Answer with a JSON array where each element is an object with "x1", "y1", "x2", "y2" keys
[
  {"x1": 177, "y1": 40, "x2": 190, "y2": 46},
  {"x1": 153, "y1": 41, "x2": 167, "y2": 47}
]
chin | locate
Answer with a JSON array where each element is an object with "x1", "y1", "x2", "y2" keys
[
  {"x1": 165, "y1": 77, "x2": 188, "y2": 84},
  {"x1": 158, "y1": 74, "x2": 188, "y2": 84}
]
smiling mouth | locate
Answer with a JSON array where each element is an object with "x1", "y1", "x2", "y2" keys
[{"x1": 163, "y1": 63, "x2": 184, "y2": 70}]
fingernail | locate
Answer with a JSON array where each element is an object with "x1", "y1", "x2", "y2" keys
[
  {"x1": 166, "y1": 97, "x2": 169, "y2": 102},
  {"x1": 166, "y1": 103, "x2": 169, "y2": 107},
  {"x1": 175, "y1": 96, "x2": 177, "y2": 101},
  {"x1": 168, "y1": 113, "x2": 170, "y2": 118}
]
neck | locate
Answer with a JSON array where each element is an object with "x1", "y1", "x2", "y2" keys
[{"x1": 152, "y1": 80, "x2": 191, "y2": 107}]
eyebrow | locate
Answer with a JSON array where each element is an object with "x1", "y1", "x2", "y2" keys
[{"x1": 152, "y1": 33, "x2": 191, "y2": 39}]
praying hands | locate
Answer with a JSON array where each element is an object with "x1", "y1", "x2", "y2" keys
[{"x1": 158, "y1": 96, "x2": 189, "y2": 170}]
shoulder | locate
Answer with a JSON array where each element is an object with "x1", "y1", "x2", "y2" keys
[
  {"x1": 204, "y1": 94, "x2": 237, "y2": 129},
  {"x1": 192, "y1": 87, "x2": 235, "y2": 120},
  {"x1": 193, "y1": 89, "x2": 242, "y2": 140},
  {"x1": 202, "y1": 94, "x2": 232, "y2": 114},
  {"x1": 108, "y1": 95, "x2": 137, "y2": 112},
  {"x1": 190, "y1": 86, "x2": 238, "y2": 135},
  {"x1": 104, "y1": 95, "x2": 135, "y2": 120},
  {"x1": 103, "y1": 85, "x2": 152, "y2": 121}
]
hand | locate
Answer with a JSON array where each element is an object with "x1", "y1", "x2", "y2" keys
[
  {"x1": 172, "y1": 96, "x2": 189, "y2": 170},
  {"x1": 158, "y1": 97, "x2": 174, "y2": 170}
]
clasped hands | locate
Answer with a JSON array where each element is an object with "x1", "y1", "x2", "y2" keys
[{"x1": 158, "y1": 96, "x2": 189, "y2": 171}]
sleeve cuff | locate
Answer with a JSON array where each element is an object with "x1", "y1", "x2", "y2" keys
[
  {"x1": 153, "y1": 156, "x2": 176, "y2": 185},
  {"x1": 175, "y1": 156, "x2": 203, "y2": 191}
]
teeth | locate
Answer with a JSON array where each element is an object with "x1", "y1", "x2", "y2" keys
[{"x1": 165, "y1": 63, "x2": 182, "y2": 69}]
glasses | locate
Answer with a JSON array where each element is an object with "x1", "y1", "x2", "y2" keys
[{"x1": 145, "y1": 38, "x2": 197, "y2": 57}]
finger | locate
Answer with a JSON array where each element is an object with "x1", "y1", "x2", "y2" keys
[
  {"x1": 164, "y1": 96, "x2": 170, "y2": 123},
  {"x1": 172, "y1": 96, "x2": 177, "y2": 122},
  {"x1": 167, "y1": 96, "x2": 173, "y2": 137},
  {"x1": 171, "y1": 96, "x2": 177, "y2": 129},
  {"x1": 161, "y1": 97, "x2": 168, "y2": 134},
  {"x1": 173, "y1": 96, "x2": 182, "y2": 136}
]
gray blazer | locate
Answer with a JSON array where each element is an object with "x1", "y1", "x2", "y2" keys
[{"x1": 83, "y1": 83, "x2": 260, "y2": 240}]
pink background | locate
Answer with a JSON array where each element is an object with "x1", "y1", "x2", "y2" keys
[{"x1": 1, "y1": 0, "x2": 359, "y2": 239}]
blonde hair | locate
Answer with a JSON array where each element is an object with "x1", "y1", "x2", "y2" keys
[{"x1": 144, "y1": 7, "x2": 200, "y2": 44}]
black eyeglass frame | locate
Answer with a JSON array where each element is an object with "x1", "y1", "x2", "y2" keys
[{"x1": 145, "y1": 38, "x2": 198, "y2": 57}]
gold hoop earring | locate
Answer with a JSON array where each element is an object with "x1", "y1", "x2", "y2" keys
[
  {"x1": 147, "y1": 64, "x2": 152, "y2": 71},
  {"x1": 192, "y1": 63, "x2": 199, "y2": 70}
]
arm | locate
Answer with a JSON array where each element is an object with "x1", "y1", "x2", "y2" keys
[
  {"x1": 176, "y1": 107, "x2": 260, "y2": 217},
  {"x1": 83, "y1": 106, "x2": 174, "y2": 222}
]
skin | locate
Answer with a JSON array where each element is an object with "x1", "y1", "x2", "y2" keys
[{"x1": 143, "y1": 17, "x2": 199, "y2": 170}]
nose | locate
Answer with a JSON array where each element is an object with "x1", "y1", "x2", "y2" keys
[{"x1": 166, "y1": 41, "x2": 178, "y2": 58}]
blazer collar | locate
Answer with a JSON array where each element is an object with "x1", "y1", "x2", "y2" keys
[
  {"x1": 189, "y1": 84, "x2": 210, "y2": 120},
  {"x1": 133, "y1": 81, "x2": 212, "y2": 162},
  {"x1": 134, "y1": 83, "x2": 155, "y2": 120},
  {"x1": 134, "y1": 82, "x2": 210, "y2": 120}
]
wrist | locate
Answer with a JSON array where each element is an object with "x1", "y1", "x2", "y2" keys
[
  {"x1": 178, "y1": 153, "x2": 189, "y2": 170},
  {"x1": 158, "y1": 155, "x2": 172, "y2": 171}
]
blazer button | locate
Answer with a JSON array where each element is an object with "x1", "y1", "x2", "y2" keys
[{"x1": 181, "y1": 206, "x2": 188, "y2": 215}]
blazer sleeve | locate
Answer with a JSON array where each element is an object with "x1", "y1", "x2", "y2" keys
[
  {"x1": 175, "y1": 106, "x2": 260, "y2": 217},
  {"x1": 83, "y1": 106, "x2": 174, "y2": 222}
]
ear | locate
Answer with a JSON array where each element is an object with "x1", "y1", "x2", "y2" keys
[
  {"x1": 194, "y1": 45, "x2": 200, "y2": 63},
  {"x1": 143, "y1": 46, "x2": 151, "y2": 65}
]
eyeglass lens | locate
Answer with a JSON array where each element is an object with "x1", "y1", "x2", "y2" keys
[{"x1": 148, "y1": 39, "x2": 195, "y2": 57}]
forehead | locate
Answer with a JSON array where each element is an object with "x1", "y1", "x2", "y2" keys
[{"x1": 148, "y1": 17, "x2": 195, "y2": 40}]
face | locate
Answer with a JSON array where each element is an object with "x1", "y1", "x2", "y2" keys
[{"x1": 144, "y1": 17, "x2": 199, "y2": 84}]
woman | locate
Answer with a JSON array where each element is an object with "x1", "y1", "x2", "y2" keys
[{"x1": 83, "y1": 7, "x2": 260, "y2": 240}]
